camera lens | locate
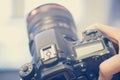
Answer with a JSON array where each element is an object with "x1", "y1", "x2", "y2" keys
[
  {"x1": 27, "y1": 3, "x2": 77, "y2": 38},
  {"x1": 26, "y1": 3, "x2": 78, "y2": 57}
]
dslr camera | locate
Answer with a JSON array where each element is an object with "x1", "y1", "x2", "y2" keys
[{"x1": 19, "y1": 3, "x2": 120, "y2": 80}]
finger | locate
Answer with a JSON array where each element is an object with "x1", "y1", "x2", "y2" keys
[
  {"x1": 91, "y1": 24, "x2": 120, "y2": 43},
  {"x1": 98, "y1": 76, "x2": 102, "y2": 80},
  {"x1": 87, "y1": 24, "x2": 120, "y2": 53},
  {"x1": 98, "y1": 71, "x2": 112, "y2": 80},
  {"x1": 89, "y1": 24, "x2": 120, "y2": 54},
  {"x1": 98, "y1": 72, "x2": 103, "y2": 80},
  {"x1": 99, "y1": 54, "x2": 120, "y2": 78},
  {"x1": 85, "y1": 25, "x2": 96, "y2": 30}
]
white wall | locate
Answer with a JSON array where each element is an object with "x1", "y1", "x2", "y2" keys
[
  {"x1": 0, "y1": 0, "x2": 114, "y2": 69},
  {"x1": 0, "y1": 0, "x2": 31, "y2": 69}
]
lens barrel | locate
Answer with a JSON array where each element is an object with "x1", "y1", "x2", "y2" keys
[{"x1": 27, "y1": 3, "x2": 77, "y2": 38}]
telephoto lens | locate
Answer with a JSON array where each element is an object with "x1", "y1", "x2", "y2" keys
[
  {"x1": 19, "y1": 3, "x2": 78, "y2": 80},
  {"x1": 26, "y1": 3, "x2": 78, "y2": 62}
]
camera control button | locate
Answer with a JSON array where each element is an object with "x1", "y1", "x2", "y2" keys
[
  {"x1": 74, "y1": 62, "x2": 86, "y2": 68},
  {"x1": 19, "y1": 63, "x2": 35, "y2": 80},
  {"x1": 23, "y1": 66, "x2": 29, "y2": 72},
  {"x1": 89, "y1": 73, "x2": 97, "y2": 80},
  {"x1": 92, "y1": 55, "x2": 101, "y2": 61},
  {"x1": 85, "y1": 36, "x2": 91, "y2": 41},
  {"x1": 77, "y1": 76, "x2": 88, "y2": 80},
  {"x1": 97, "y1": 31, "x2": 102, "y2": 37},
  {"x1": 80, "y1": 68, "x2": 87, "y2": 73},
  {"x1": 79, "y1": 62, "x2": 86, "y2": 68},
  {"x1": 79, "y1": 62, "x2": 87, "y2": 73}
]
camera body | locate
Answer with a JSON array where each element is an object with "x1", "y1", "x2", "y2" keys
[
  {"x1": 19, "y1": 3, "x2": 120, "y2": 80},
  {"x1": 19, "y1": 29, "x2": 117, "y2": 80}
]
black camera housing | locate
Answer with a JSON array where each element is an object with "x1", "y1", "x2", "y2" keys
[
  {"x1": 19, "y1": 3, "x2": 120, "y2": 80},
  {"x1": 19, "y1": 29, "x2": 120, "y2": 80},
  {"x1": 39, "y1": 29, "x2": 118, "y2": 80}
]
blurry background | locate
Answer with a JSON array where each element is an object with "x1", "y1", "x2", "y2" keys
[{"x1": 0, "y1": 0, "x2": 120, "y2": 80}]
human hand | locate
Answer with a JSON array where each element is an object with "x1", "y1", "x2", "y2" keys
[{"x1": 88, "y1": 24, "x2": 120, "y2": 80}]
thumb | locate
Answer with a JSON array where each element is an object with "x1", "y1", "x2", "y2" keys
[{"x1": 99, "y1": 54, "x2": 120, "y2": 79}]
